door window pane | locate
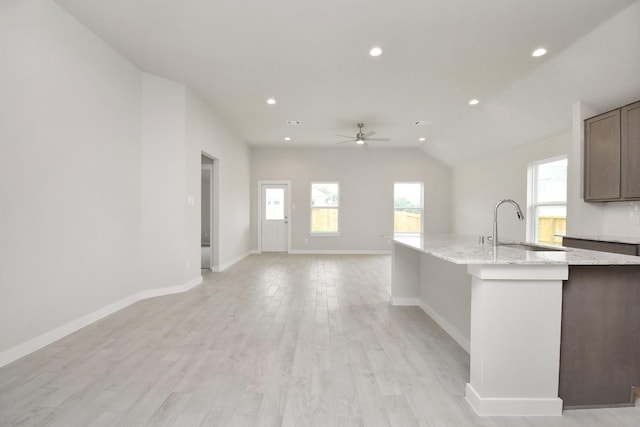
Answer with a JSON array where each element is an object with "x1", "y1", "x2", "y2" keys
[{"x1": 265, "y1": 188, "x2": 284, "y2": 220}]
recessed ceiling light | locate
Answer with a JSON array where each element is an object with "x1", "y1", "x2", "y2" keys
[
  {"x1": 266, "y1": 98, "x2": 276, "y2": 105},
  {"x1": 369, "y1": 47, "x2": 382, "y2": 57},
  {"x1": 532, "y1": 48, "x2": 547, "y2": 57},
  {"x1": 469, "y1": 99, "x2": 479, "y2": 105},
  {"x1": 284, "y1": 137, "x2": 291, "y2": 141},
  {"x1": 418, "y1": 137, "x2": 426, "y2": 142}
]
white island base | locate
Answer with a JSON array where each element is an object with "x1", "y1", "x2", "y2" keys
[{"x1": 391, "y1": 239, "x2": 567, "y2": 416}]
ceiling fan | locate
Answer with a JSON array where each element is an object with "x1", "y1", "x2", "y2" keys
[{"x1": 336, "y1": 123, "x2": 391, "y2": 145}]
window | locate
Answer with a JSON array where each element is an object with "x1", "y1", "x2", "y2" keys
[
  {"x1": 311, "y1": 182, "x2": 339, "y2": 234},
  {"x1": 528, "y1": 157, "x2": 568, "y2": 245},
  {"x1": 394, "y1": 182, "x2": 423, "y2": 234}
]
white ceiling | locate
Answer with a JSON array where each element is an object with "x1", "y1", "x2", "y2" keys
[{"x1": 54, "y1": 0, "x2": 639, "y2": 167}]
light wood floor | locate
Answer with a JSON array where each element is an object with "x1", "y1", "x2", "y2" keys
[{"x1": 1, "y1": 254, "x2": 639, "y2": 426}]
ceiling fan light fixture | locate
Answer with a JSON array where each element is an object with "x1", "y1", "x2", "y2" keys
[
  {"x1": 356, "y1": 139, "x2": 365, "y2": 145},
  {"x1": 468, "y1": 99, "x2": 479, "y2": 106},
  {"x1": 369, "y1": 47, "x2": 382, "y2": 57},
  {"x1": 284, "y1": 137, "x2": 291, "y2": 141},
  {"x1": 266, "y1": 98, "x2": 276, "y2": 105},
  {"x1": 418, "y1": 137, "x2": 426, "y2": 142}
]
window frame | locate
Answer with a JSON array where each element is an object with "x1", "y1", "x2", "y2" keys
[
  {"x1": 310, "y1": 182, "x2": 340, "y2": 236},
  {"x1": 526, "y1": 155, "x2": 568, "y2": 245},
  {"x1": 393, "y1": 181, "x2": 424, "y2": 235}
]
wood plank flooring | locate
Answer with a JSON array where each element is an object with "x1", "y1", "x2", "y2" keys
[{"x1": 1, "y1": 254, "x2": 639, "y2": 426}]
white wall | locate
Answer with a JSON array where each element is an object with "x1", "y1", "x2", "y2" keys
[
  {"x1": 452, "y1": 133, "x2": 571, "y2": 241},
  {"x1": 186, "y1": 89, "x2": 251, "y2": 270},
  {"x1": 0, "y1": 0, "x2": 251, "y2": 359},
  {"x1": 0, "y1": 0, "x2": 142, "y2": 352},
  {"x1": 453, "y1": 2, "x2": 640, "y2": 241},
  {"x1": 250, "y1": 147, "x2": 451, "y2": 252},
  {"x1": 563, "y1": 0, "x2": 640, "y2": 238},
  {"x1": 140, "y1": 73, "x2": 190, "y2": 289}
]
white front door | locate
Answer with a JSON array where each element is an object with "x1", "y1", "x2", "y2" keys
[{"x1": 261, "y1": 184, "x2": 289, "y2": 252}]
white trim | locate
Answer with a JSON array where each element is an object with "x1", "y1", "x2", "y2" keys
[
  {"x1": 201, "y1": 152, "x2": 219, "y2": 271},
  {"x1": 216, "y1": 251, "x2": 252, "y2": 272},
  {"x1": 0, "y1": 276, "x2": 203, "y2": 368},
  {"x1": 390, "y1": 297, "x2": 420, "y2": 306},
  {"x1": 288, "y1": 249, "x2": 391, "y2": 255},
  {"x1": 465, "y1": 383, "x2": 563, "y2": 416},
  {"x1": 419, "y1": 300, "x2": 470, "y2": 353}
]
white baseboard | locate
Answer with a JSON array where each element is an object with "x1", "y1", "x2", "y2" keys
[
  {"x1": 287, "y1": 250, "x2": 391, "y2": 255},
  {"x1": 419, "y1": 300, "x2": 470, "y2": 353},
  {"x1": 390, "y1": 297, "x2": 420, "y2": 306},
  {"x1": 0, "y1": 276, "x2": 203, "y2": 368},
  {"x1": 465, "y1": 383, "x2": 563, "y2": 416}
]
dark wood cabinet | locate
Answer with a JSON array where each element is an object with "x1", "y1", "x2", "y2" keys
[
  {"x1": 584, "y1": 110, "x2": 621, "y2": 201},
  {"x1": 562, "y1": 237, "x2": 638, "y2": 256},
  {"x1": 621, "y1": 101, "x2": 640, "y2": 199},
  {"x1": 584, "y1": 100, "x2": 640, "y2": 202}
]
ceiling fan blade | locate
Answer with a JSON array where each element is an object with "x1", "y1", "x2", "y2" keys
[
  {"x1": 336, "y1": 139, "x2": 356, "y2": 144},
  {"x1": 335, "y1": 134, "x2": 355, "y2": 139},
  {"x1": 364, "y1": 131, "x2": 376, "y2": 138},
  {"x1": 366, "y1": 137, "x2": 391, "y2": 142}
]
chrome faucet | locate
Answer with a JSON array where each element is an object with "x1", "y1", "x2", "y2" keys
[{"x1": 491, "y1": 199, "x2": 525, "y2": 248}]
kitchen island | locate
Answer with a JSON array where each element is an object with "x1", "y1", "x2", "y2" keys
[{"x1": 390, "y1": 234, "x2": 640, "y2": 416}]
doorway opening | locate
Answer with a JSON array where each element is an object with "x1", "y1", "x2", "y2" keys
[{"x1": 201, "y1": 154, "x2": 219, "y2": 270}]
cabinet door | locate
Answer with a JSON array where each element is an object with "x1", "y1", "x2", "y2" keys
[
  {"x1": 621, "y1": 101, "x2": 640, "y2": 199},
  {"x1": 584, "y1": 110, "x2": 621, "y2": 201}
]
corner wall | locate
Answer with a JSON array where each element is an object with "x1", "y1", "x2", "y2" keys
[
  {"x1": 0, "y1": 0, "x2": 251, "y2": 362},
  {"x1": 0, "y1": 0, "x2": 143, "y2": 353},
  {"x1": 250, "y1": 147, "x2": 451, "y2": 252},
  {"x1": 186, "y1": 89, "x2": 251, "y2": 270},
  {"x1": 452, "y1": 133, "x2": 571, "y2": 241}
]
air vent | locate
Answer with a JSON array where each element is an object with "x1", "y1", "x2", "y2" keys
[
  {"x1": 413, "y1": 121, "x2": 429, "y2": 126},
  {"x1": 286, "y1": 120, "x2": 302, "y2": 125}
]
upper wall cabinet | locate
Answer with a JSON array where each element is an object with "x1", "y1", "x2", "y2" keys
[
  {"x1": 621, "y1": 101, "x2": 640, "y2": 199},
  {"x1": 584, "y1": 100, "x2": 640, "y2": 202}
]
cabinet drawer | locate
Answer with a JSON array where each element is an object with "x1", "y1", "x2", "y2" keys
[{"x1": 563, "y1": 238, "x2": 638, "y2": 256}]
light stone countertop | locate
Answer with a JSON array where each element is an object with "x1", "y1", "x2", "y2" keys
[
  {"x1": 560, "y1": 234, "x2": 640, "y2": 245},
  {"x1": 390, "y1": 234, "x2": 640, "y2": 266}
]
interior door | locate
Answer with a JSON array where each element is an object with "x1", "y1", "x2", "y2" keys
[{"x1": 261, "y1": 184, "x2": 289, "y2": 252}]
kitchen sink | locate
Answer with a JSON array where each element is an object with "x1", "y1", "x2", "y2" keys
[{"x1": 501, "y1": 243, "x2": 565, "y2": 252}]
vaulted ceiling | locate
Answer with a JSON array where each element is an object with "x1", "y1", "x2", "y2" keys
[{"x1": 54, "y1": 0, "x2": 640, "y2": 166}]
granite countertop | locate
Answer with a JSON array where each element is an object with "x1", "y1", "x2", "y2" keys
[
  {"x1": 390, "y1": 234, "x2": 640, "y2": 266},
  {"x1": 560, "y1": 234, "x2": 640, "y2": 245}
]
